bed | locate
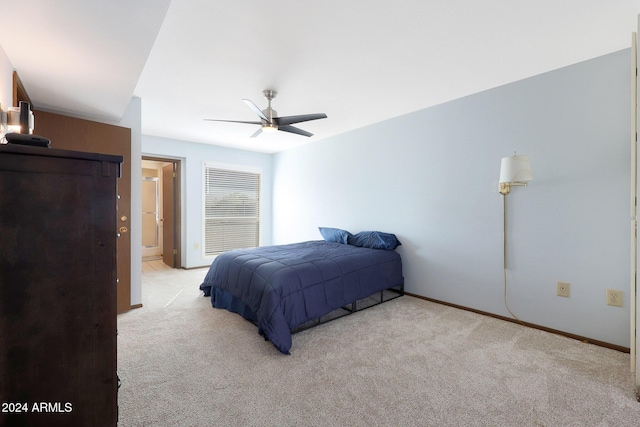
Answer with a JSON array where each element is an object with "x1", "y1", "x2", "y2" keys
[{"x1": 199, "y1": 231, "x2": 404, "y2": 354}]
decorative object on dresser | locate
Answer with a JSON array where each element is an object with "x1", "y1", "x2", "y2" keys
[{"x1": 0, "y1": 144, "x2": 122, "y2": 427}]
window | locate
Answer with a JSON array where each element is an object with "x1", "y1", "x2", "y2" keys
[{"x1": 203, "y1": 165, "x2": 261, "y2": 257}]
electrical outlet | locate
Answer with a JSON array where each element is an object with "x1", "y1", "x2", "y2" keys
[
  {"x1": 556, "y1": 281, "x2": 570, "y2": 298},
  {"x1": 606, "y1": 289, "x2": 623, "y2": 307}
]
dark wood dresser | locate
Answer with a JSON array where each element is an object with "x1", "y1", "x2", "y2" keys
[{"x1": 0, "y1": 144, "x2": 122, "y2": 426}]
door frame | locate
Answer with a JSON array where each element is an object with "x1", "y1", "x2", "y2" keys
[
  {"x1": 142, "y1": 156, "x2": 182, "y2": 269},
  {"x1": 629, "y1": 23, "x2": 640, "y2": 401}
]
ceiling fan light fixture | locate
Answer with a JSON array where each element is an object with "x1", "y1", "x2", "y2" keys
[{"x1": 262, "y1": 124, "x2": 278, "y2": 133}]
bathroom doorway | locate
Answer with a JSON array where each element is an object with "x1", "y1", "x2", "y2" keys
[{"x1": 141, "y1": 158, "x2": 181, "y2": 268}]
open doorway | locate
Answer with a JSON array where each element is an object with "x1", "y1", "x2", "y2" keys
[{"x1": 142, "y1": 157, "x2": 182, "y2": 269}]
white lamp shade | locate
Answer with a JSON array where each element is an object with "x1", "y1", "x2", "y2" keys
[{"x1": 499, "y1": 155, "x2": 533, "y2": 184}]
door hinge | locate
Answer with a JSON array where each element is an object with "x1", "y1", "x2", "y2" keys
[{"x1": 173, "y1": 249, "x2": 178, "y2": 255}]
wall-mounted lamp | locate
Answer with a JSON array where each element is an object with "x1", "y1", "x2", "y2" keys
[
  {"x1": 498, "y1": 154, "x2": 533, "y2": 195},
  {"x1": 499, "y1": 152, "x2": 533, "y2": 325}
]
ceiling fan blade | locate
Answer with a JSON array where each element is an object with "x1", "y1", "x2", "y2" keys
[
  {"x1": 278, "y1": 125, "x2": 313, "y2": 137},
  {"x1": 242, "y1": 99, "x2": 270, "y2": 123},
  {"x1": 204, "y1": 119, "x2": 262, "y2": 125},
  {"x1": 273, "y1": 113, "x2": 327, "y2": 126},
  {"x1": 250, "y1": 128, "x2": 262, "y2": 138}
]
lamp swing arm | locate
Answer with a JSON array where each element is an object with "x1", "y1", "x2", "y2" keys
[{"x1": 499, "y1": 181, "x2": 529, "y2": 195}]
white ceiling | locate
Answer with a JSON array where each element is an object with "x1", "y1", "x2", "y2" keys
[{"x1": 1, "y1": 1, "x2": 639, "y2": 153}]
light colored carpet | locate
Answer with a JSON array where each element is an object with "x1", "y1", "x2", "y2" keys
[{"x1": 117, "y1": 267, "x2": 640, "y2": 426}]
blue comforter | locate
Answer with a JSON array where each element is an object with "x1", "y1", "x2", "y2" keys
[{"x1": 199, "y1": 241, "x2": 404, "y2": 354}]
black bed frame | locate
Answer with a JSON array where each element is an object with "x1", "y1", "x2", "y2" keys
[{"x1": 289, "y1": 283, "x2": 405, "y2": 334}]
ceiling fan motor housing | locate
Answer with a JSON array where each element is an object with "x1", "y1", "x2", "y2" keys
[
  {"x1": 262, "y1": 107, "x2": 278, "y2": 131},
  {"x1": 261, "y1": 90, "x2": 278, "y2": 131}
]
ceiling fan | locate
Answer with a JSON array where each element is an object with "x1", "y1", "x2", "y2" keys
[{"x1": 204, "y1": 90, "x2": 327, "y2": 138}]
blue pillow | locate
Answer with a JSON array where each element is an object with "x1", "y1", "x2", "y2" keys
[
  {"x1": 348, "y1": 231, "x2": 401, "y2": 250},
  {"x1": 318, "y1": 227, "x2": 352, "y2": 244}
]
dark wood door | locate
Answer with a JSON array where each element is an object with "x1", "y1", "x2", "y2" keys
[{"x1": 32, "y1": 111, "x2": 132, "y2": 313}]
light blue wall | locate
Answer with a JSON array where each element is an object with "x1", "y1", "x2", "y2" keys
[
  {"x1": 273, "y1": 49, "x2": 631, "y2": 347},
  {"x1": 142, "y1": 135, "x2": 273, "y2": 268}
]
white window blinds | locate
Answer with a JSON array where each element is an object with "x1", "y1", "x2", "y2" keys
[{"x1": 203, "y1": 166, "x2": 260, "y2": 256}]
